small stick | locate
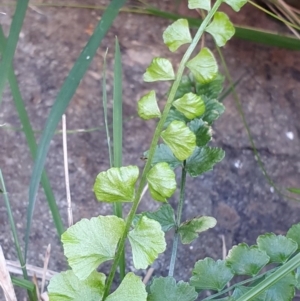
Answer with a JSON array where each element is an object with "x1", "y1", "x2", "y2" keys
[
  {"x1": 143, "y1": 267, "x2": 154, "y2": 284},
  {"x1": 221, "y1": 235, "x2": 231, "y2": 289},
  {"x1": 41, "y1": 244, "x2": 51, "y2": 296},
  {"x1": 62, "y1": 114, "x2": 73, "y2": 227}
]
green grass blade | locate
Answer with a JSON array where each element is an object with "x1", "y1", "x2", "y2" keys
[
  {"x1": 0, "y1": 0, "x2": 29, "y2": 105},
  {"x1": 27, "y1": 0, "x2": 127, "y2": 259},
  {"x1": 113, "y1": 37, "x2": 123, "y2": 213},
  {"x1": 236, "y1": 252, "x2": 300, "y2": 301},
  {"x1": 0, "y1": 170, "x2": 36, "y2": 301},
  {"x1": 0, "y1": 26, "x2": 65, "y2": 242},
  {"x1": 218, "y1": 73, "x2": 245, "y2": 102},
  {"x1": 10, "y1": 276, "x2": 35, "y2": 292},
  {"x1": 112, "y1": 37, "x2": 125, "y2": 280},
  {"x1": 287, "y1": 187, "x2": 300, "y2": 195},
  {"x1": 102, "y1": 49, "x2": 113, "y2": 167},
  {"x1": 145, "y1": 8, "x2": 300, "y2": 50}
]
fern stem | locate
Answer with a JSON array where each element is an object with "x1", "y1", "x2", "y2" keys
[{"x1": 102, "y1": 1, "x2": 224, "y2": 298}]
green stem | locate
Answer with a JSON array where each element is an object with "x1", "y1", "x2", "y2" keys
[
  {"x1": 112, "y1": 37, "x2": 125, "y2": 280},
  {"x1": 102, "y1": 1, "x2": 224, "y2": 298},
  {"x1": 0, "y1": 170, "x2": 36, "y2": 301},
  {"x1": 236, "y1": 254, "x2": 300, "y2": 301},
  {"x1": 202, "y1": 267, "x2": 278, "y2": 300},
  {"x1": 168, "y1": 161, "x2": 187, "y2": 277}
]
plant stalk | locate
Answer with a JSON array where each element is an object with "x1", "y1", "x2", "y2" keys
[
  {"x1": 102, "y1": 0, "x2": 224, "y2": 298},
  {"x1": 168, "y1": 161, "x2": 187, "y2": 277},
  {"x1": 236, "y1": 253, "x2": 300, "y2": 301},
  {"x1": 0, "y1": 170, "x2": 36, "y2": 301},
  {"x1": 203, "y1": 267, "x2": 278, "y2": 300},
  {"x1": 112, "y1": 37, "x2": 126, "y2": 280}
]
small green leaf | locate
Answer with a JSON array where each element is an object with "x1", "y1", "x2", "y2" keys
[
  {"x1": 48, "y1": 270, "x2": 105, "y2": 301},
  {"x1": 186, "y1": 146, "x2": 225, "y2": 177},
  {"x1": 195, "y1": 73, "x2": 225, "y2": 99},
  {"x1": 164, "y1": 107, "x2": 189, "y2": 128},
  {"x1": 143, "y1": 58, "x2": 175, "y2": 82},
  {"x1": 286, "y1": 223, "x2": 300, "y2": 250},
  {"x1": 147, "y1": 162, "x2": 177, "y2": 202},
  {"x1": 143, "y1": 204, "x2": 176, "y2": 232},
  {"x1": 178, "y1": 216, "x2": 216, "y2": 244},
  {"x1": 232, "y1": 284, "x2": 294, "y2": 301},
  {"x1": 202, "y1": 98, "x2": 225, "y2": 125},
  {"x1": 106, "y1": 273, "x2": 147, "y2": 301},
  {"x1": 147, "y1": 144, "x2": 182, "y2": 169},
  {"x1": 128, "y1": 216, "x2": 166, "y2": 269},
  {"x1": 261, "y1": 273, "x2": 296, "y2": 301},
  {"x1": 188, "y1": 0, "x2": 211, "y2": 11},
  {"x1": 226, "y1": 243, "x2": 270, "y2": 276},
  {"x1": 232, "y1": 286, "x2": 258, "y2": 299},
  {"x1": 186, "y1": 48, "x2": 218, "y2": 84},
  {"x1": 190, "y1": 258, "x2": 234, "y2": 291},
  {"x1": 189, "y1": 119, "x2": 212, "y2": 147},
  {"x1": 163, "y1": 19, "x2": 192, "y2": 52},
  {"x1": 205, "y1": 12, "x2": 235, "y2": 47},
  {"x1": 173, "y1": 93, "x2": 205, "y2": 120},
  {"x1": 161, "y1": 120, "x2": 196, "y2": 161},
  {"x1": 62, "y1": 216, "x2": 125, "y2": 280},
  {"x1": 287, "y1": 187, "x2": 300, "y2": 194},
  {"x1": 175, "y1": 75, "x2": 194, "y2": 99},
  {"x1": 93, "y1": 166, "x2": 139, "y2": 203},
  {"x1": 223, "y1": 0, "x2": 248, "y2": 12},
  {"x1": 257, "y1": 233, "x2": 297, "y2": 263},
  {"x1": 138, "y1": 90, "x2": 161, "y2": 120},
  {"x1": 148, "y1": 276, "x2": 198, "y2": 301}
]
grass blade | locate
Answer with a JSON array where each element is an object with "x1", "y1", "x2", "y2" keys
[
  {"x1": 27, "y1": 0, "x2": 127, "y2": 259},
  {"x1": 145, "y1": 8, "x2": 300, "y2": 50},
  {"x1": 0, "y1": 170, "x2": 36, "y2": 301},
  {"x1": 0, "y1": 26, "x2": 65, "y2": 242},
  {"x1": 218, "y1": 73, "x2": 245, "y2": 102},
  {"x1": 113, "y1": 37, "x2": 123, "y2": 213},
  {"x1": 102, "y1": 49, "x2": 113, "y2": 167},
  {"x1": 0, "y1": 0, "x2": 29, "y2": 105},
  {"x1": 112, "y1": 37, "x2": 125, "y2": 279},
  {"x1": 10, "y1": 276, "x2": 35, "y2": 292},
  {"x1": 236, "y1": 252, "x2": 300, "y2": 301},
  {"x1": 287, "y1": 187, "x2": 300, "y2": 194}
]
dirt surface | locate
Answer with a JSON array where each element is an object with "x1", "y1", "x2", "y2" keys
[{"x1": 1, "y1": 1, "x2": 300, "y2": 300}]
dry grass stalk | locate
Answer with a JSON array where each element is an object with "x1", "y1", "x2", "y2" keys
[
  {"x1": 41, "y1": 244, "x2": 51, "y2": 296},
  {"x1": 5, "y1": 260, "x2": 57, "y2": 281},
  {"x1": 262, "y1": 0, "x2": 300, "y2": 37},
  {"x1": 62, "y1": 114, "x2": 73, "y2": 227},
  {"x1": 0, "y1": 246, "x2": 17, "y2": 301}
]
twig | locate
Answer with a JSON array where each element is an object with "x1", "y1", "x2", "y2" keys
[
  {"x1": 142, "y1": 267, "x2": 154, "y2": 284},
  {"x1": 41, "y1": 244, "x2": 51, "y2": 296},
  {"x1": 266, "y1": 2, "x2": 300, "y2": 38},
  {"x1": 62, "y1": 114, "x2": 73, "y2": 227}
]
